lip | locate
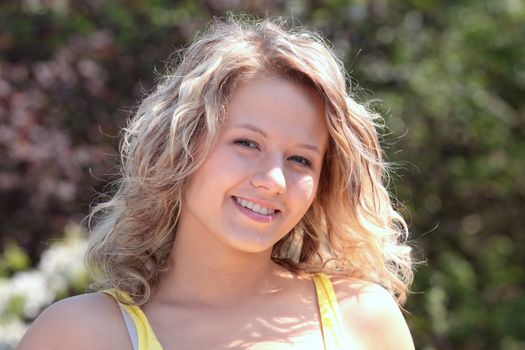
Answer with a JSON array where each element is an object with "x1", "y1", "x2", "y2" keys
[{"x1": 231, "y1": 196, "x2": 281, "y2": 223}]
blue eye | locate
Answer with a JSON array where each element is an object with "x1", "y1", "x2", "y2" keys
[
  {"x1": 289, "y1": 155, "x2": 312, "y2": 167},
  {"x1": 234, "y1": 139, "x2": 259, "y2": 149}
]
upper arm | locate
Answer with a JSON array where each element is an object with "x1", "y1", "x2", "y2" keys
[
  {"x1": 333, "y1": 279, "x2": 415, "y2": 350},
  {"x1": 17, "y1": 293, "x2": 130, "y2": 350}
]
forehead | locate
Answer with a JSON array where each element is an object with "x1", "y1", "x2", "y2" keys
[{"x1": 227, "y1": 74, "x2": 325, "y2": 122}]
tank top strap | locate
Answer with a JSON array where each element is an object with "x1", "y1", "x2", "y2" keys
[
  {"x1": 101, "y1": 289, "x2": 163, "y2": 350},
  {"x1": 311, "y1": 274, "x2": 346, "y2": 349},
  {"x1": 101, "y1": 278, "x2": 344, "y2": 350}
]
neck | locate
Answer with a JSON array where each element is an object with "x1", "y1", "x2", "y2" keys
[{"x1": 154, "y1": 227, "x2": 291, "y2": 307}]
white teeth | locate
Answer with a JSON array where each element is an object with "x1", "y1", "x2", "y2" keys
[{"x1": 235, "y1": 197, "x2": 276, "y2": 215}]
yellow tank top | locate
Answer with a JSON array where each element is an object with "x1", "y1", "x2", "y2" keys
[{"x1": 102, "y1": 274, "x2": 345, "y2": 349}]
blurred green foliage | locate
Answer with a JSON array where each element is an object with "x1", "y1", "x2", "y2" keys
[
  {"x1": 1, "y1": 0, "x2": 524, "y2": 349},
  {"x1": 0, "y1": 243, "x2": 31, "y2": 277}
]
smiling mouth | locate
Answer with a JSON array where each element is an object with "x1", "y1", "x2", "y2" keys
[{"x1": 233, "y1": 196, "x2": 280, "y2": 216}]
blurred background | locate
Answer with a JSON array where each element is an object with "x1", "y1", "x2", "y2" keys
[{"x1": 1, "y1": 0, "x2": 524, "y2": 349}]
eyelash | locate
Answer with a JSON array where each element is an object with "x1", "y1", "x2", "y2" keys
[
  {"x1": 234, "y1": 138, "x2": 259, "y2": 149},
  {"x1": 233, "y1": 138, "x2": 313, "y2": 168},
  {"x1": 289, "y1": 155, "x2": 312, "y2": 167}
]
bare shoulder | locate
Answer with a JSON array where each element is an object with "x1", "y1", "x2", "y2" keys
[
  {"x1": 17, "y1": 292, "x2": 131, "y2": 350},
  {"x1": 330, "y1": 276, "x2": 415, "y2": 350}
]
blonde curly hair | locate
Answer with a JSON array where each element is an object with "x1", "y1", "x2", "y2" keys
[{"x1": 86, "y1": 16, "x2": 413, "y2": 306}]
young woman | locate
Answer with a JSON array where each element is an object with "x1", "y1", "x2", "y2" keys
[{"x1": 19, "y1": 17, "x2": 415, "y2": 350}]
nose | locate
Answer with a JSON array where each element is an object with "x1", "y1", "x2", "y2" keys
[{"x1": 251, "y1": 161, "x2": 286, "y2": 195}]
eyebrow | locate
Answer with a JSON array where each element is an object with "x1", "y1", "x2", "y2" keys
[{"x1": 229, "y1": 123, "x2": 323, "y2": 155}]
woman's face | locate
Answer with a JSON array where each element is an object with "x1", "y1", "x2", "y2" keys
[{"x1": 179, "y1": 74, "x2": 328, "y2": 254}]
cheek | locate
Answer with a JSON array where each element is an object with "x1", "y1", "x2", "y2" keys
[
  {"x1": 295, "y1": 175, "x2": 317, "y2": 202},
  {"x1": 197, "y1": 148, "x2": 239, "y2": 179}
]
